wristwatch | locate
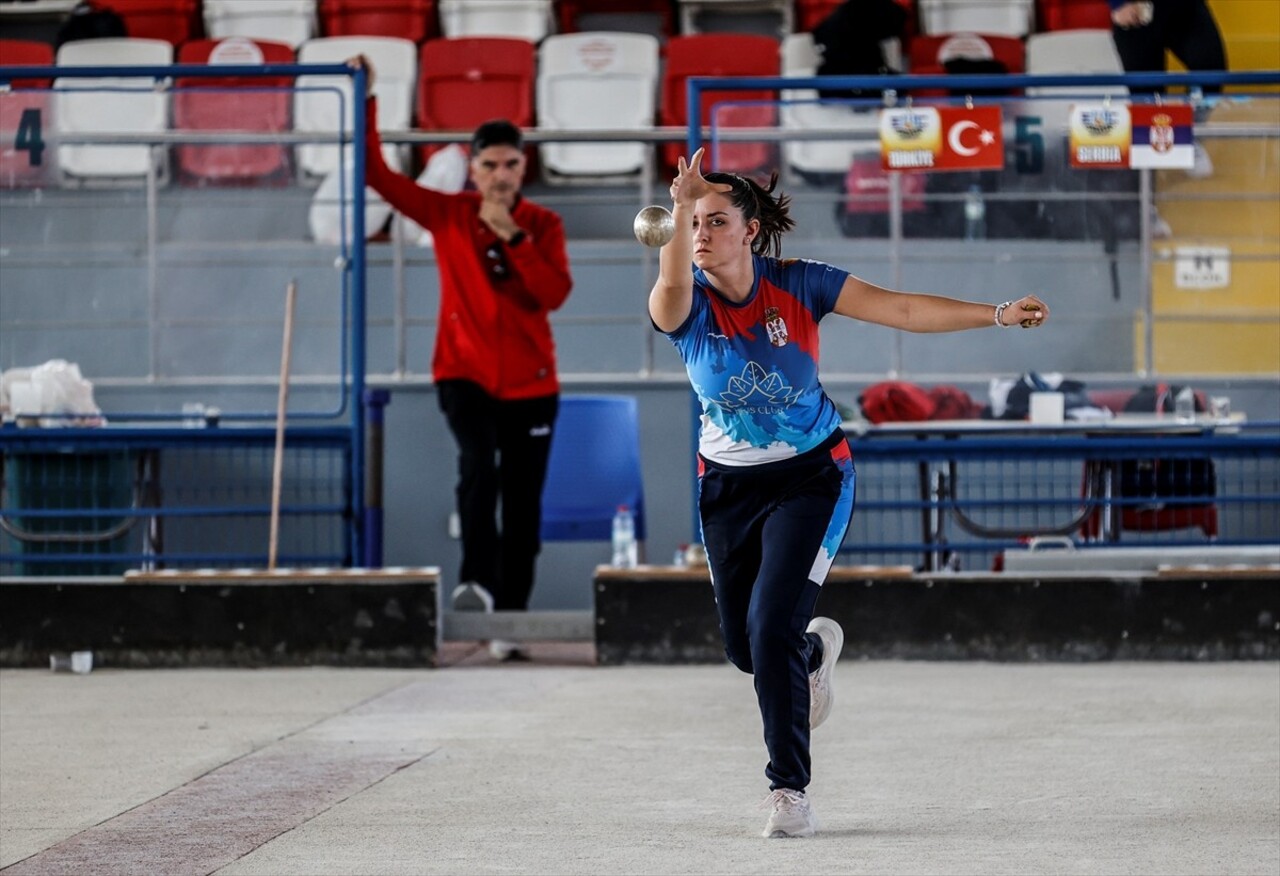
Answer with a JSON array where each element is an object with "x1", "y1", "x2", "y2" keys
[{"x1": 507, "y1": 230, "x2": 527, "y2": 247}]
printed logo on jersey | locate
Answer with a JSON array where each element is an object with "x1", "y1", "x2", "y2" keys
[
  {"x1": 764, "y1": 307, "x2": 789, "y2": 348},
  {"x1": 717, "y1": 362, "x2": 801, "y2": 414}
]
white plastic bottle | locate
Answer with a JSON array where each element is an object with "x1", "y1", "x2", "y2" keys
[
  {"x1": 963, "y1": 184, "x2": 986, "y2": 240},
  {"x1": 611, "y1": 505, "x2": 638, "y2": 568},
  {"x1": 1175, "y1": 386, "x2": 1196, "y2": 422}
]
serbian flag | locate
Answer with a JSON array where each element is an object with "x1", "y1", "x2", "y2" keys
[
  {"x1": 1068, "y1": 104, "x2": 1131, "y2": 169},
  {"x1": 1129, "y1": 104, "x2": 1195, "y2": 169},
  {"x1": 879, "y1": 106, "x2": 1003, "y2": 172}
]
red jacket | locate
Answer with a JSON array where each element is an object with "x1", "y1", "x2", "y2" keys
[{"x1": 363, "y1": 98, "x2": 573, "y2": 399}]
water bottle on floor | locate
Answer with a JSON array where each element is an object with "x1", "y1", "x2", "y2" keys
[{"x1": 611, "y1": 505, "x2": 638, "y2": 568}]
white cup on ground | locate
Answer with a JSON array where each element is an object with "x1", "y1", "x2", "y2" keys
[
  {"x1": 1029, "y1": 391, "x2": 1065, "y2": 424},
  {"x1": 70, "y1": 651, "x2": 94, "y2": 674}
]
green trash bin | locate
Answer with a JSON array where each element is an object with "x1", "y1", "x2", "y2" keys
[{"x1": 2, "y1": 450, "x2": 134, "y2": 576}]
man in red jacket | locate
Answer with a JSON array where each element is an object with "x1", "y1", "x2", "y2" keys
[{"x1": 353, "y1": 57, "x2": 573, "y2": 660}]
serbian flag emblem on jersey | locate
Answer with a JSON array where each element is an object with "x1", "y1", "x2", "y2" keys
[
  {"x1": 1129, "y1": 104, "x2": 1195, "y2": 169},
  {"x1": 879, "y1": 106, "x2": 1004, "y2": 172}
]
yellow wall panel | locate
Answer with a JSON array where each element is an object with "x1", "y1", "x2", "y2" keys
[
  {"x1": 1136, "y1": 318, "x2": 1280, "y2": 374},
  {"x1": 1151, "y1": 248, "x2": 1280, "y2": 314},
  {"x1": 1207, "y1": 0, "x2": 1280, "y2": 38},
  {"x1": 1168, "y1": 0, "x2": 1280, "y2": 89}
]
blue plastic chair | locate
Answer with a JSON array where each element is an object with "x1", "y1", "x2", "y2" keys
[{"x1": 540, "y1": 395, "x2": 646, "y2": 542}]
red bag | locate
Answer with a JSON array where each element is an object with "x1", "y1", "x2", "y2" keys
[
  {"x1": 927, "y1": 385, "x2": 983, "y2": 420},
  {"x1": 859, "y1": 381, "x2": 936, "y2": 424},
  {"x1": 842, "y1": 155, "x2": 927, "y2": 215}
]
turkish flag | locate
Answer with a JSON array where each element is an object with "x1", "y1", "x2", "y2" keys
[
  {"x1": 933, "y1": 106, "x2": 1003, "y2": 171},
  {"x1": 880, "y1": 105, "x2": 1004, "y2": 173}
]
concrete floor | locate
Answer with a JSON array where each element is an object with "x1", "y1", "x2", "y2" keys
[{"x1": 1, "y1": 647, "x2": 1277, "y2": 875}]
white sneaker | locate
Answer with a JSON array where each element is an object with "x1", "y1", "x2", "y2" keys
[
  {"x1": 1188, "y1": 142, "x2": 1214, "y2": 179},
  {"x1": 761, "y1": 788, "x2": 817, "y2": 838},
  {"x1": 1150, "y1": 208, "x2": 1173, "y2": 240},
  {"x1": 807, "y1": 617, "x2": 844, "y2": 730},
  {"x1": 488, "y1": 638, "x2": 530, "y2": 662},
  {"x1": 451, "y1": 582, "x2": 494, "y2": 613}
]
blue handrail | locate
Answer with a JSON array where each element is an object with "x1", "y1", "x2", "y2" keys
[{"x1": 686, "y1": 69, "x2": 1280, "y2": 154}]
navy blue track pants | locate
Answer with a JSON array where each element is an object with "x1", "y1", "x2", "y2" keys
[{"x1": 698, "y1": 429, "x2": 856, "y2": 792}]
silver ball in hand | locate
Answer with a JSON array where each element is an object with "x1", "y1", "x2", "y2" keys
[{"x1": 633, "y1": 205, "x2": 675, "y2": 248}]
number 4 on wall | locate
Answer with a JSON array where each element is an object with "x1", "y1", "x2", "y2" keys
[{"x1": 13, "y1": 108, "x2": 46, "y2": 166}]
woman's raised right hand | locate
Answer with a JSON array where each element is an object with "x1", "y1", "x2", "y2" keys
[{"x1": 669, "y1": 147, "x2": 733, "y2": 207}]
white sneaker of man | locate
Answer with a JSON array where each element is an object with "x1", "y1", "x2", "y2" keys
[
  {"x1": 806, "y1": 616, "x2": 844, "y2": 729},
  {"x1": 761, "y1": 788, "x2": 817, "y2": 838},
  {"x1": 1188, "y1": 142, "x2": 1214, "y2": 179},
  {"x1": 451, "y1": 582, "x2": 494, "y2": 613},
  {"x1": 488, "y1": 639, "x2": 530, "y2": 662}
]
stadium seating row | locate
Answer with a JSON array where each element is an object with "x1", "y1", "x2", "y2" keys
[
  {"x1": 1, "y1": 0, "x2": 1113, "y2": 48},
  {"x1": 0, "y1": 27, "x2": 1124, "y2": 190}
]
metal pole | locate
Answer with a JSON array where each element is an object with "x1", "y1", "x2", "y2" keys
[
  {"x1": 351, "y1": 66, "x2": 369, "y2": 566},
  {"x1": 641, "y1": 143, "x2": 657, "y2": 376},
  {"x1": 889, "y1": 171, "x2": 904, "y2": 377},
  {"x1": 146, "y1": 144, "x2": 159, "y2": 381},
  {"x1": 1139, "y1": 167, "x2": 1154, "y2": 376},
  {"x1": 362, "y1": 388, "x2": 390, "y2": 568}
]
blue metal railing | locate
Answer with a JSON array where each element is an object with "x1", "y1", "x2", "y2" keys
[
  {"x1": 839, "y1": 426, "x2": 1280, "y2": 571},
  {"x1": 0, "y1": 424, "x2": 355, "y2": 571},
  {"x1": 685, "y1": 70, "x2": 1280, "y2": 155},
  {"x1": 0, "y1": 61, "x2": 373, "y2": 567}
]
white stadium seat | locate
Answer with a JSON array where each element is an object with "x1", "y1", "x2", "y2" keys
[
  {"x1": 438, "y1": 0, "x2": 554, "y2": 41},
  {"x1": 294, "y1": 35, "x2": 417, "y2": 179},
  {"x1": 54, "y1": 38, "x2": 173, "y2": 183},
  {"x1": 203, "y1": 0, "x2": 317, "y2": 49},
  {"x1": 918, "y1": 0, "x2": 1034, "y2": 38},
  {"x1": 536, "y1": 32, "x2": 661, "y2": 181},
  {"x1": 779, "y1": 32, "x2": 879, "y2": 176}
]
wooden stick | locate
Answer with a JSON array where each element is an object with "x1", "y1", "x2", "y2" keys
[{"x1": 268, "y1": 279, "x2": 297, "y2": 572}]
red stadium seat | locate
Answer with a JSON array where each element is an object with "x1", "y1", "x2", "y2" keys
[
  {"x1": 319, "y1": 0, "x2": 438, "y2": 42},
  {"x1": 660, "y1": 33, "x2": 780, "y2": 176},
  {"x1": 556, "y1": 0, "x2": 675, "y2": 37},
  {"x1": 0, "y1": 38, "x2": 54, "y2": 88},
  {"x1": 0, "y1": 39, "x2": 55, "y2": 187},
  {"x1": 1035, "y1": 0, "x2": 1113, "y2": 31},
  {"x1": 173, "y1": 38, "x2": 296, "y2": 184},
  {"x1": 416, "y1": 36, "x2": 536, "y2": 165},
  {"x1": 794, "y1": 0, "x2": 844, "y2": 32},
  {"x1": 99, "y1": 0, "x2": 201, "y2": 45}
]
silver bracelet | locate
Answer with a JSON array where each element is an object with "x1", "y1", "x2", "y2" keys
[{"x1": 993, "y1": 300, "x2": 1013, "y2": 328}]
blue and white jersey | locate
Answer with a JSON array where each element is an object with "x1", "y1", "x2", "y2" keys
[{"x1": 663, "y1": 254, "x2": 850, "y2": 466}]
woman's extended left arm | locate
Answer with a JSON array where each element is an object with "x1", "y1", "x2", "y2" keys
[{"x1": 832, "y1": 275, "x2": 1048, "y2": 332}]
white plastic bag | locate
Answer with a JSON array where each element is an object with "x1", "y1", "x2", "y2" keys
[
  {"x1": 309, "y1": 156, "x2": 393, "y2": 246},
  {"x1": 1, "y1": 360, "x2": 104, "y2": 427},
  {"x1": 394, "y1": 144, "x2": 469, "y2": 248}
]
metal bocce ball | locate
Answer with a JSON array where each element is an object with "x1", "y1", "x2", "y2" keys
[{"x1": 633, "y1": 205, "x2": 675, "y2": 248}]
